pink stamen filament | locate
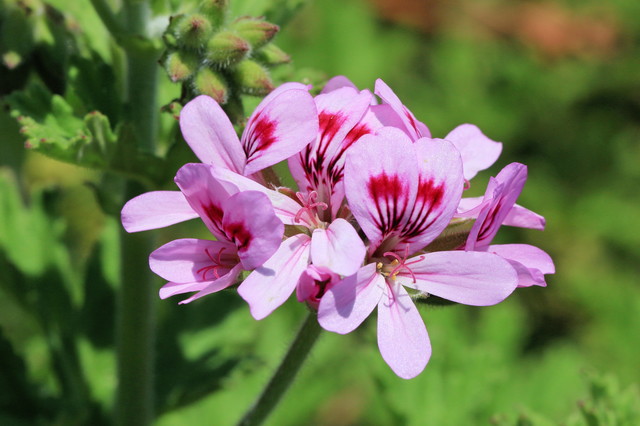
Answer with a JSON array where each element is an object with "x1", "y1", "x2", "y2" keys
[
  {"x1": 383, "y1": 245, "x2": 425, "y2": 283},
  {"x1": 294, "y1": 191, "x2": 328, "y2": 225},
  {"x1": 196, "y1": 247, "x2": 227, "y2": 281}
]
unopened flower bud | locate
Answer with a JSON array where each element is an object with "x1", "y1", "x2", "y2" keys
[
  {"x1": 254, "y1": 44, "x2": 290, "y2": 66},
  {"x1": 162, "y1": 50, "x2": 199, "y2": 82},
  {"x1": 233, "y1": 60, "x2": 274, "y2": 96},
  {"x1": 175, "y1": 13, "x2": 213, "y2": 49},
  {"x1": 205, "y1": 31, "x2": 250, "y2": 67},
  {"x1": 199, "y1": 0, "x2": 228, "y2": 27},
  {"x1": 193, "y1": 67, "x2": 229, "y2": 103},
  {"x1": 230, "y1": 17, "x2": 278, "y2": 49}
]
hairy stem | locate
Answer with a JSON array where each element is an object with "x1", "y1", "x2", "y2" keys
[{"x1": 237, "y1": 312, "x2": 322, "y2": 426}]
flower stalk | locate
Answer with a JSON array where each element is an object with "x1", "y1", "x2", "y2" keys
[{"x1": 237, "y1": 312, "x2": 322, "y2": 426}]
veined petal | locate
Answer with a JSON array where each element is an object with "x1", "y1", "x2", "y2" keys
[
  {"x1": 466, "y1": 163, "x2": 528, "y2": 250},
  {"x1": 238, "y1": 234, "x2": 311, "y2": 320},
  {"x1": 209, "y1": 165, "x2": 301, "y2": 225},
  {"x1": 180, "y1": 95, "x2": 245, "y2": 173},
  {"x1": 318, "y1": 263, "x2": 385, "y2": 334},
  {"x1": 377, "y1": 281, "x2": 431, "y2": 379},
  {"x1": 149, "y1": 238, "x2": 237, "y2": 283},
  {"x1": 311, "y1": 218, "x2": 365, "y2": 276},
  {"x1": 503, "y1": 204, "x2": 546, "y2": 230},
  {"x1": 242, "y1": 84, "x2": 318, "y2": 175},
  {"x1": 488, "y1": 244, "x2": 554, "y2": 287},
  {"x1": 398, "y1": 137, "x2": 464, "y2": 254},
  {"x1": 397, "y1": 251, "x2": 518, "y2": 306},
  {"x1": 174, "y1": 163, "x2": 238, "y2": 240},
  {"x1": 178, "y1": 264, "x2": 243, "y2": 304},
  {"x1": 345, "y1": 131, "x2": 419, "y2": 252},
  {"x1": 221, "y1": 191, "x2": 284, "y2": 270},
  {"x1": 374, "y1": 79, "x2": 430, "y2": 139},
  {"x1": 121, "y1": 191, "x2": 198, "y2": 233},
  {"x1": 445, "y1": 124, "x2": 502, "y2": 181}
]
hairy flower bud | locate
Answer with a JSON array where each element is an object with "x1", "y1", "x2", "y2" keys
[
  {"x1": 254, "y1": 44, "x2": 290, "y2": 66},
  {"x1": 205, "y1": 31, "x2": 250, "y2": 67},
  {"x1": 233, "y1": 60, "x2": 274, "y2": 96},
  {"x1": 230, "y1": 17, "x2": 279, "y2": 49},
  {"x1": 193, "y1": 67, "x2": 228, "y2": 103},
  {"x1": 162, "y1": 50, "x2": 199, "y2": 82},
  {"x1": 175, "y1": 13, "x2": 213, "y2": 49},
  {"x1": 199, "y1": 0, "x2": 228, "y2": 27}
]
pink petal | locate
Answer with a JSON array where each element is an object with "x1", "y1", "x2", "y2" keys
[
  {"x1": 221, "y1": 191, "x2": 284, "y2": 270},
  {"x1": 444, "y1": 124, "x2": 502, "y2": 181},
  {"x1": 503, "y1": 204, "x2": 546, "y2": 230},
  {"x1": 178, "y1": 264, "x2": 243, "y2": 304},
  {"x1": 321, "y1": 75, "x2": 359, "y2": 93},
  {"x1": 374, "y1": 79, "x2": 431, "y2": 139},
  {"x1": 397, "y1": 251, "x2": 518, "y2": 306},
  {"x1": 488, "y1": 244, "x2": 554, "y2": 287},
  {"x1": 242, "y1": 84, "x2": 318, "y2": 175},
  {"x1": 455, "y1": 196, "x2": 484, "y2": 217},
  {"x1": 310, "y1": 218, "x2": 365, "y2": 276},
  {"x1": 399, "y1": 137, "x2": 464, "y2": 254},
  {"x1": 209, "y1": 165, "x2": 302, "y2": 225},
  {"x1": 179, "y1": 95, "x2": 245, "y2": 173},
  {"x1": 174, "y1": 163, "x2": 237, "y2": 240},
  {"x1": 149, "y1": 238, "x2": 237, "y2": 283},
  {"x1": 121, "y1": 191, "x2": 199, "y2": 233},
  {"x1": 318, "y1": 263, "x2": 385, "y2": 334},
  {"x1": 238, "y1": 234, "x2": 311, "y2": 320},
  {"x1": 296, "y1": 265, "x2": 340, "y2": 309},
  {"x1": 377, "y1": 282, "x2": 431, "y2": 379},
  {"x1": 345, "y1": 131, "x2": 419, "y2": 252}
]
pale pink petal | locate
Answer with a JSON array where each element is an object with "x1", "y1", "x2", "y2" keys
[
  {"x1": 345, "y1": 131, "x2": 419, "y2": 252},
  {"x1": 321, "y1": 75, "x2": 359, "y2": 93},
  {"x1": 159, "y1": 264, "x2": 242, "y2": 301},
  {"x1": 242, "y1": 85, "x2": 318, "y2": 175},
  {"x1": 238, "y1": 234, "x2": 311, "y2": 320},
  {"x1": 466, "y1": 163, "x2": 528, "y2": 250},
  {"x1": 174, "y1": 163, "x2": 236, "y2": 240},
  {"x1": 318, "y1": 263, "x2": 385, "y2": 334},
  {"x1": 121, "y1": 191, "x2": 199, "y2": 233},
  {"x1": 149, "y1": 238, "x2": 237, "y2": 283},
  {"x1": 178, "y1": 264, "x2": 243, "y2": 304},
  {"x1": 221, "y1": 191, "x2": 284, "y2": 270},
  {"x1": 488, "y1": 244, "x2": 554, "y2": 287},
  {"x1": 310, "y1": 218, "x2": 365, "y2": 276},
  {"x1": 209, "y1": 164, "x2": 302, "y2": 225},
  {"x1": 503, "y1": 204, "x2": 546, "y2": 230},
  {"x1": 374, "y1": 79, "x2": 431, "y2": 139},
  {"x1": 399, "y1": 137, "x2": 464, "y2": 254},
  {"x1": 397, "y1": 251, "x2": 518, "y2": 306},
  {"x1": 455, "y1": 196, "x2": 485, "y2": 217},
  {"x1": 179, "y1": 95, "x2": 245, "y2": 173},
  {"x1": 377, "y1": 282, "x2": 431, "y2": 379},
  {"x1": 296, "y1": 265, "x2": 340, "y2": 309},
  {"x1": 445, "y1": 124, "x2": 502, "y2": 181}
]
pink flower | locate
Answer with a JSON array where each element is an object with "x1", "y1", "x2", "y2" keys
[
  {"x1": 457, "y1": 163, "x2": 555, "y2": 287},
  {"x1": 318, "y1": 128, "x2": 518, "y2": 379},
  {"x1": 123, "y1": 163, "x2": 284, "y2": 303}
]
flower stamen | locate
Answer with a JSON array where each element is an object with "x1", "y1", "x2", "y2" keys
[
  {"x1": 294, "y1": 191, "x2": 328, "y2": 225},
  {"x1": 197, "y1": 247, "x2": 227, "y2": 280},
  {"x1": 383, "y1": 245, "x2": 424, "y2": 283}
]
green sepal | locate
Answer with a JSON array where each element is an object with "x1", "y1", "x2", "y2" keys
[
  {"x1": 254, "y1": 43, "x2": 290, "y2": 66},
  {"x1": 162, "y1": 49, "x2": 199, "y2": 82},
  {"x1": 233, "y1": 59, "x2": 274, "y2": 96},
  {"x1": 193, "y1": 67, "x2": 229, "y2": 103},
  {"x1": 229, "y1": 17, "x2": 278, "y2": 49},
  {"x1": 205, "y1": 30, "x2": 250, "y2": 67},
  {"x1": 423, "y1": 217, "x2": 475, "y2": 252}
]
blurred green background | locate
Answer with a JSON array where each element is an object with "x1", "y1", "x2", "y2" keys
[{"x1": 1, "y1": 0, "x2": 639, "y2": 424}]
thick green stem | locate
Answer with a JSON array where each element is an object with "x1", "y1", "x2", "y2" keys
[{"x1": 237, "y1": 312, "x2": 323, "y2": 426}]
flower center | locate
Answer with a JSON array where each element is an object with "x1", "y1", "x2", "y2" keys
[
  {"x1": 197, "y1": 247, "x2": 229, "y2": 281},
  {"x1": 294, "y1": 191, "x2": 328, "y2": 226},
  {"x1": 378, "y1": 245, "x2": 424, "y2": 282}
]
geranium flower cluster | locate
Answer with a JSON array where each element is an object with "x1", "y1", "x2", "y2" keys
[{"x1": 122, "y1": 77, "x2": 554, "y2": 379}]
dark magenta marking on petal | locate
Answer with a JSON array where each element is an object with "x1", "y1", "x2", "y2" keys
[
  {"x1": 202, "y1": 202, "x2": 225, "y2": 235},
  {"x1": 400, "y1": 177, "x2": 445, "y2": 239},
  {"x1": 225, "y1": 222, "x2": 252, "y2": 251},
  {"x1": 367, "y1": 172, "x2": 410, "y2": 235},
  {"x1": 404, "y1": 107, "x2": 420, "y2": 134},
  {"x1": 318, "y1": 111, "x2": 348, "y2": 147},
  {"x1": 244, "y1": 112, "x2": 278, "y2": 164}
]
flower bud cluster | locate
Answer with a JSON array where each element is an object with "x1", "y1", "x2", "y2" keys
[
  {"x1": 160, "y1": 1, "x2": 288, "y2": 104},
  {"x1": 122, "y1": 76, "x2": 554, "y2": 379}
]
